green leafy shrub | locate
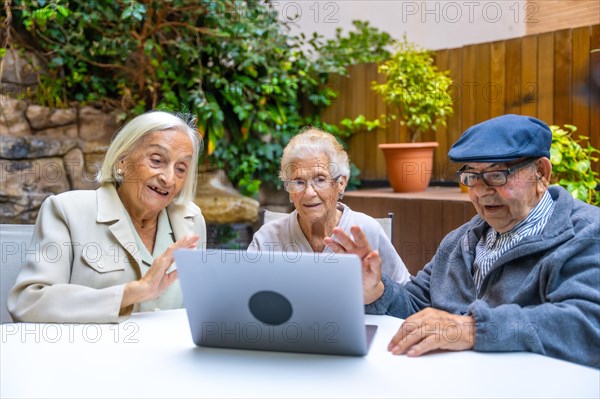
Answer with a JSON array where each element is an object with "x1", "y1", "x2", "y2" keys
[
  {"x1": 340, "y1": 36, "x2": 453, "y2": 142},
  {"x1": 6, "y1": 1, "x2": 394, "y2": 195},
  {"x1": 549, "y1": 125, "x2": 599, "y2": 206}
]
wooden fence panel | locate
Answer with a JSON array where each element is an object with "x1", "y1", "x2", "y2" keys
[
  {"x1": 537, "y1": 32, "x2": 555, "y2": 123},
  {"x1": 433, "y1": 49, "x2": 450, "y2": 178},
  {"x1": 446, "y1": 47, "x2": 463, "y2": 149},
  {"x1": 505, "y1": 38, "x2": 523, "y2": 115},
  {"x1": 490, "y1": 40, "x2": 506, "y2": 119},
  {"x1": 591, "y1": 25, "x2": 600, "y2": 156},
  {"x1": 475, "y1": 43, "x2": 491, "y2": 125},
  {"x1": 554, "y1": 29, "x2": 573, "y2": 126},
  {"x1": 348, "y1": 63, "x2": 367, "y2": 178},
  {"x1": 521, "y1": 35, "x2": 538, "y2": 117},
  {"x1": 461, "y1": 45, "x2": 477, "y2": 132},
  {"x1": 572, "y1": 26, "x2": 591, "y2": 138},
  {"x1": 321, "y1": 25, "x2": 600, "y2": 181},
  {"x1": 374, "y1": 64, "x2": 388, "y2": 177}
]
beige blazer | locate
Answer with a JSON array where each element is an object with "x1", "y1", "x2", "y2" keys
[{"x1": 8, "y1": 184, "x2": 206, "y2": 323}]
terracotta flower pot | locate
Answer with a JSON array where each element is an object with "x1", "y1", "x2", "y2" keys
[{"x1": 378, "y1": 142, "x2": 439, "y2": 193}]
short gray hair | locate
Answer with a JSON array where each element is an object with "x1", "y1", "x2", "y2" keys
[
  {"x1": 279, "y1": 127, "x2": 350, "y2": 181},
  {"x1": 99, "y1": 111, "x2": 202, "y2": 204}
]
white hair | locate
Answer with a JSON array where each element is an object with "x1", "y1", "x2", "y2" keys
[
  {"x1": 279, "y1": 127, "x2": 350, "y2": 181},
  {"x1": 99, "y1": 111, "x2": 202, "y2": 204}
]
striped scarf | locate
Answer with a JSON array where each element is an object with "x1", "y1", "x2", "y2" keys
[{"x1": 472, "y1": 190, "x2": 555, "y2": 292}]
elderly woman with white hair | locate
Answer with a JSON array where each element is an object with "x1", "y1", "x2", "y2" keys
[
  {"x1": 249, "y1": 127, "x2": 410, "y2": 285},
  {"x1": 9, "y1": 111, "x2": 206, "y2": 323}
]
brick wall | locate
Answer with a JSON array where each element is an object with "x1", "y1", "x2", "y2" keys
[{"x1": 526, "y1": 0, "x2": 600, "y2": 35}]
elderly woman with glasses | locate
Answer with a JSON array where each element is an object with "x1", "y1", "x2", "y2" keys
[{"x1": 248, "y1": 127, "x2": 411, "y2": 284}]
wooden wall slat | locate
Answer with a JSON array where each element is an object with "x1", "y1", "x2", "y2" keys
[
  {"x1": 442, "y1": 202, "x2": 476, "y2": 238},
  {"x1": 319, "y1": 73, "x2": 337, "y2": 124},
  {"x1": 475, "y1": 43, "x2": 491, "y2": 124},
  {"x1": 554, "y1": 29, "x2": 573, "y2": 125},
  {"x1": 335, "y1": 72, "x2": 346, "y2": 125},
  {"x1": 352, "y1": 64, "x2": 373, "y2": 179},
  {"x1": 505, "y1": 38, "x2": 523, "y2": 114},
  {"x1": 461, "y1": 45, "x2": 477, "y2": 131},
  {"x1": 521, "y1": 35, "x2": 538, "y2": 117},
  {"x1": 396, "y1": 199, "x2": 423, "y2": 274},
  {"x1": 490, "y1": 40, "x2": 506, "y2": 118},
  {"x1": 433, "y1": 49, "x2": 449, "y2": 180},
  {"x1": 351, "y1": 64, "x2": 367, "y2": 176},
  {"x1": 384, "y1": 110, "x2": 397, "y2": 144},
  {"x1": 447, "y1": 47, "x2": 463, "y2": 145},
  {"x1": 590, "y1": 25, "x2": 600, "y2": 173},
  {"x1": 537, "y1": 32, "x2": 555, "y2": 123},
  {"x1": 419, "y1": 201, "x2": 444, "y2": 269},
  {"x1": 572, "y1": 26, "x2": 591, "y2": 138},
  {"x1": 421, "y1": 48, "x2": 438, "y2": 144},
  {"x1": 374, "y1": 63, "x2": 388, "y2": 177},
  {"x1": 364, "y1": 63, "x2": 380, "y2": 179}
]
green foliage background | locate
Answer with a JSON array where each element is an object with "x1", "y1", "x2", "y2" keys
[
  {"x1": 4, "y1": 0, "x2": 395, "y2": 196},
  {"x1": 549, "y1": 125, "x2": 600, "y2": 206},
  {"x1": 371, "y1": 37, "x2": 453, "y2": 142},
  {"x1": 339, "y1": 37, "x2": 454, "y2": 142}
]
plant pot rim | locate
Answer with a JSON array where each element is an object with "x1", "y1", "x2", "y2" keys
[{"x1": 378, "y1": 142, "x2": 439, "y2": 149}]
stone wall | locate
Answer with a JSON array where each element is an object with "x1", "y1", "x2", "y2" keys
[{"x1": 1, "y1": 98, "x2": 119, "y2": 223}]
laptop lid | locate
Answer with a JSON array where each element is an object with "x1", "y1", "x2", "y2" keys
[{"x1": 174, "y1": 249, "x2": 376, "y2": 356}]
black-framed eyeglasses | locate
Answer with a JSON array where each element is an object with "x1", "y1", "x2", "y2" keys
[
  {"x1": 284, "y1": 175, "x2": 341, "y2": 193},
  {"x1": 457, "y1": 158, "x2": 537, "y2": 187}
]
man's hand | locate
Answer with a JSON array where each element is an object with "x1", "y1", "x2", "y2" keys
[
  {"x1": 324, "y1": 226, "x2": 384, "y2": 304},
  {"x1": 388, "y1": 308, "x2": 476, "y2": 356}
]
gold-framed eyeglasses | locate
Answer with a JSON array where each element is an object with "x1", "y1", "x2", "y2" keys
[
  {"x1": 284, "y1": 175, "x2": 341, "y2": 193},
  {"x1": 457, "y1": 158, "x2": 536, "y2": 187}
]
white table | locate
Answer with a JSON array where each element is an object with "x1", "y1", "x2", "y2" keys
[{"x1": 1, "y1": 309, "x2": 598, "y2": 398}]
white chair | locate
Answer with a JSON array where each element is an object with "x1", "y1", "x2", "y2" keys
[
  {"x1": 262, "y1": 210, "x2": 394, "y2": 241},
  {"x1": 0, "y1": 224, "x2": 35, "y2": 323}
]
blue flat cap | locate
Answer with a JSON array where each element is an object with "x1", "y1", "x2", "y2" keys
[{"x1": 448, "y1": 114, "x2": 552, "y2": 163}]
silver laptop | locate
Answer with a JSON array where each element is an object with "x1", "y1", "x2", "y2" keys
[{"x1": 174, "y1": 249, "x2": 377, "y2": 356}]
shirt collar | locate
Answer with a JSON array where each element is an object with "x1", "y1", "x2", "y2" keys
[{"x1": 487, "y1": 190, "x2": 553, "y2": 243}]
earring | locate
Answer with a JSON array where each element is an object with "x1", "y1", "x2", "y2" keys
[
  {"x1": 116, "y1": 168, "x2": 123, "y2": 176},
  {"x1": 289, "y1": 196, "x2": 293, "y2": 203},
  {"x1": 338, "y1": 192, "x2": 344, "y2": 200}
]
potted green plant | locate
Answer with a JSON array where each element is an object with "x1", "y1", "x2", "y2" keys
[
  {"x1": 341, "y1": 37, "x2": 454, "y2": 192},
  {"x1": 549, "y1": 124, "x2": 599, "y2": 206}
]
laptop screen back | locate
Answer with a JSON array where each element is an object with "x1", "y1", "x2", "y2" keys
[{"x1": 174, "y1": 249, "x2": 372, "y2": 356}]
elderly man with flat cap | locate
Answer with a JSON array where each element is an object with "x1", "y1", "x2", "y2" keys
[{"x1": 325, "y1": 114, "x2": 599, "y2": 368}]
